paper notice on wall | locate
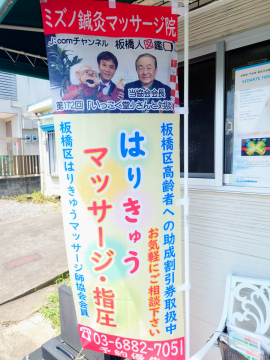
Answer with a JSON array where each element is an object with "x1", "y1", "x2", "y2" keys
[{"x1": 232, "y1": 61, "x2": 270, "y2": 187}]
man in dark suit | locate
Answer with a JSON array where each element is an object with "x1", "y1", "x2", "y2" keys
[
  {"x1": 124, "y1": 53, "x2": 172, "y2": 113},
  {"x1": 97, "y1": 51, "x2": 118, "y2": 96},
  {"x1": 96, "y1": 51, "x2": 124, "y2": 113}
]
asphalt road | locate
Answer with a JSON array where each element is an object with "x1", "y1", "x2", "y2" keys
[{"x1": 0, "y1": 212, "x2": 68, "y2": 305}]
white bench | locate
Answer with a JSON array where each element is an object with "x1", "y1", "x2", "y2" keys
[{"x1": 190, "y1": 273, "x2": 270, "y2": 360}]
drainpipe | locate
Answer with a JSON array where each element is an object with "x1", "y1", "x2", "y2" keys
[
  {"x1": 37, "y1": 114, "x2": 45, "y2": 195},
  {"x1": 9, "y1": 100, "x2": 23, "y2": 156}
]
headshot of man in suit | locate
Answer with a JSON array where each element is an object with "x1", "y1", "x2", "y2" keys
[
  {"x1": 97, "y1": 51, "x2": 124, "y2": 100},
  {"x1": 124, "y1": 53, "x2": 172, "y2": 113}
]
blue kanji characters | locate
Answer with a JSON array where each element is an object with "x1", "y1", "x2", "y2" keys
[
  {"x1": 163, "y1": 193, "x2": 174, "y2": 206},
  {"x1": 162, "y1": 179, "x2": 175, "y2": 192},
  {"x1": 77, "y1": 292, "x2": 87, "y2": 301},
  {"x1": 161, "y1": 122, "x2": 177, "y2": 335},
  {"x1": 165, "y1": 272, "x2": 174, "y2": 285},
  {"x1": 59, "y1": 121, "x2": 88, "y2": 319},
  {"x1": 79, "y1": 300, "x2": 88, "y2": 309},
  {"x1": 161, "y1": 122, "x2": 173, "y2": 136},
  {"x1": 164, "y1": 246, "x2": 175, "y2": 259},
  {"x1": 80, "y1": 308, "x2": 89, "y2": 317},
  {"x1": 161, "y1": 136, "x2": 174, "y2": 151},
  {"x1": 75, "y1": 273, "x2": 84, "y2": 282},
  {"x1": 165, "y1": 298, "x2": 177, "y2": 310},
  {"x1": 164, "y1": 284, "x2": 176, "y2": 298},
  {"x1": 164, "y1": 259, "x2": 175, "y2": 272},
  {"x1": 162, "y1": 152, "x2": 173, "y2": 165},
  {"x1": 60, "y1": 121, "x2": 72, "y2": 134},
  {"x1": 165, "y1": 310, "x2": 177, "y2": 323},
  {"x1": 76, "y1": 283, "x2": 86, "y2": 292},
  {"x1": 166, "y1": 323, "x2": 177, "y2": 334},
  {"x1": 63, "y1": 149, "x2": 73, "y2": 159},
  {"x1": 163, "y1": 165, "x2": 174, "y2": 178},
  {"x1": 164, "y1": 233, "x2": 175, "y2": 245},
  {"x1": 61, "y1": 134, "x2": 73, "y2": 147}
]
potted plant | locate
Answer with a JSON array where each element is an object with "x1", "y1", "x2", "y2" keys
[{"x1": 47, "y1": 45, "x2": 82, "y2": 97}]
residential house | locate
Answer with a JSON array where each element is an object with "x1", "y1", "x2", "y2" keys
[
  {"x1": 0, "y1": 72, "x2": 50, "y2": 195},
  {"x1": 27, "y1": 97, "x2": 58, "y2": 197}
]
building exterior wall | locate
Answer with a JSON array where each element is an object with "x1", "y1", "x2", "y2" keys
[
  {"x1": 41, "y1": 124, "x2": 61, "y2": 197},
  {"x1": 0, "y1": 73, "x2": 50, "y2": 156},
  {"x1": 176, "y1": 1, "x2": 270, "y2": 357},
  {"x1": 177, "y1": 0, "x2": 270, "y2": 51},
  {"x1": 0, "y1": 74, "x2": 50, "y2": 114},
  {"x1": 185, "y1": 190, "x2": 270, "y2": 360},
  {"x1": 21, "y1": 128, "x2": 39, "y2": 155},
  {"x1": 34, "y1": 111, "x2": 61, "y2": 197}
]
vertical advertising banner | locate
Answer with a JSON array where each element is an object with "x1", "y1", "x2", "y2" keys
[
  {"x1": 41, "y1": 0, "x2": 179, "y2": 114},
  {"x1": 232, "y1": 61, "x2": 270, "y2": 187},
  {"x1": 41, "y1": 2, "x2": 184, "y2": 360}
]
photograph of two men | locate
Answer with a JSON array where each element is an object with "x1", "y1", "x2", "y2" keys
[{"x1": 46, "y1": 34, "x2": 177, "y2": 114}]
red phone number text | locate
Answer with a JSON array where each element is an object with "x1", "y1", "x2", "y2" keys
[{"x1": 79, "y1": 324, "x2": 185, "y2": 360}]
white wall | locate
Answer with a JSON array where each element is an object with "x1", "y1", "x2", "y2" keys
[
  {"x1": 39, "y1": 122, "x2": 61, "y2": 196},
  {"x1": 16, "y1": 75, "x2": 50, "y2": 115},
  {"x1": 183, "y1": 190, "x2": 270, "y2": 360},
  {"x1": 36, "y1": 114, "x2": 61, "y2": 196},
  {"x1": 0, "y1": 119, "x2": 6, "y2": 154},
  {"x1": 22, "y1": 129, "x2": 39, "y2": 155},
  {"x1": 0, "y1": 74, "x2": 50, "y2": 156}
]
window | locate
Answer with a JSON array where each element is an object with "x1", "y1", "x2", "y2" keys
[
  {"x1": 224, "y1": 40, "x2": 270, "y2": 174},
  {"x1": 177, "y1": 26, "x2": 270, "y2": 192},
  {"x1": 178, "y1": 53, "x2": 216, "y2": 178},
  {"x1": 47, "y1": 131, "x2": 58, "y2": 176}
]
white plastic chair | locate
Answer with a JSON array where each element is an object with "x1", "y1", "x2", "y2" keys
[{"x1": 190, "y1": 273, "x2": 270, "y2": 360}]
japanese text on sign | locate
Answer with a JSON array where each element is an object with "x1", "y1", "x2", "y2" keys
[{"x1": 41, "y1": 0, "x2": 178, "y2": 42}]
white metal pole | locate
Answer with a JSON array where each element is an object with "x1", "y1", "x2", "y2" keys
[{"x1": 183, "y1": 1, "x2": 190, "y2": 359}]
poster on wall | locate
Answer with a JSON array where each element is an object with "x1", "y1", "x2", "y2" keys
[
  {"x1": 41, "y1": 1, "x2": 184, "y2": 360},
  {"x1": 232, "y1": 61, "x2": 270, "y2": 187}
]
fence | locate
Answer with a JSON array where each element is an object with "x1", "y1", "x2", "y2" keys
[{"x1": 0, "y1": 155, "x2": 40, "y2": 177}]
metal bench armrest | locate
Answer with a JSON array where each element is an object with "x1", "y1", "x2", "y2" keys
[
  {"x1": 189, "y1": 273, "x2": 233, "y2": 360},
  {"x1": 189, "y1": 331, "x2": 221, "y2": 360}
]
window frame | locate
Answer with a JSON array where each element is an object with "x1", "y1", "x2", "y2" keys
[
  {"x1": 178, "y1": 52, "x2": 217, "y2": 180},
  {"x1": 47, "y1": 130, "x2": 58, "y2": 177},
  {"x1": 177, "y1": 24, "x2": 270, "y2": 195}
]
